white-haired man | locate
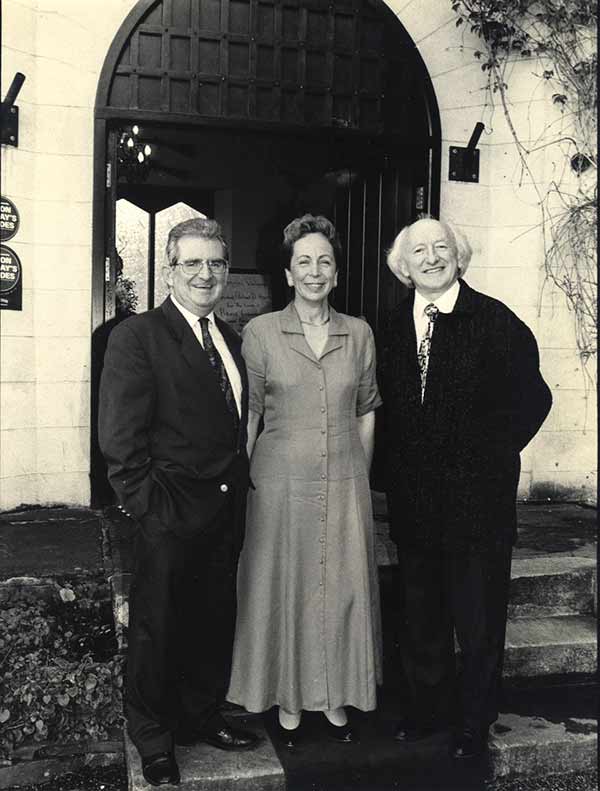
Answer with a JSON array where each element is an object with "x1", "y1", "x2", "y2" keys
[{"x1": 378, "y1": 217, "x2": 551, "y2": 758}]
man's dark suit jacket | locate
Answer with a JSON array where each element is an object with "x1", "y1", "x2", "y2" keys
[
  {"x1": 378, "y1": 280, "x2": 552, "y2": 551},
  {"x1": 98, "y1": 296, "x2": 249, "y2": 544}
]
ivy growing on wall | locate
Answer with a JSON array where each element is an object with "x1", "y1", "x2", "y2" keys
[{"x1": 451, "y1": 0, "x2": 597, "y2": 373}]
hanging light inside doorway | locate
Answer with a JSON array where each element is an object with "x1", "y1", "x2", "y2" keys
[{"x1": 117, "y1": 125, "x2": 153, "y2": 183}]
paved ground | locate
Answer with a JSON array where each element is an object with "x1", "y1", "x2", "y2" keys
[{"x1": 0, "y1": 500, "x2": 596, "y2": 791}]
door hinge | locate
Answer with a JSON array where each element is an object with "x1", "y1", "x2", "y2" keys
[
  {"x1": 105, "y1": 256, "x2": 111, "y2": 282},
  {"x1": 106, "y1": 162, "x2": 112, "y2": 189}
]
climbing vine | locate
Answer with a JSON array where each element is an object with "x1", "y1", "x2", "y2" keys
[{"x1": 451, "y1": 0, "x2": 597, "y2": 371}]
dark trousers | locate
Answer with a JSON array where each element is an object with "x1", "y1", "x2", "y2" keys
[
  {"x1": 125, "y1": 502, "x2": 237, "y2": 756},
  {"x1": 397, "y1": 541, "x2": 512, "y2": 733}
]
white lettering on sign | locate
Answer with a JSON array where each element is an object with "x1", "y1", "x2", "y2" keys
[{"x1": 0, "y1": 198, "x2": 20, "y2": 242}]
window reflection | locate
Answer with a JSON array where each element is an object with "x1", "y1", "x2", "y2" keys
[
  {"x1": 155, "y1": 203, "x2": 207, "y2": 306},
  {"x1": 116, "y1": 199, "x2": 149, "y2": 311}
]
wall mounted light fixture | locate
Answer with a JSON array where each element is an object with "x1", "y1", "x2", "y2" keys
[
  {"x1": 1, "y1": 72, "x2": 26, "y2": 147},
  {"x1": 449, "y1": 122, "x2": 485, "y2": 183}
]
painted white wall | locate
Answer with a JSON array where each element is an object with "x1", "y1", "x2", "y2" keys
[
  {"x1": 1, "y1": 0, "x2": 139, "y2": 508},
  {"x1": 0, "y1": 0, "x2": 595, "y2": 509}
]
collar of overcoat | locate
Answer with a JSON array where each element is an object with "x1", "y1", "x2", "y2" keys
[{"x1": 279, "y1": 300, "x2": 349, "y2": 364}]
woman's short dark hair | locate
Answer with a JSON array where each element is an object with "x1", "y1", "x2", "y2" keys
[{"x1": 281, "y1": 214, "x2": 342, "y2": 267}]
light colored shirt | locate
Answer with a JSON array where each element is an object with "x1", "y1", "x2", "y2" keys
[
  {"x1": 170, "y1": 294, "x2": 242, "y2": 417},
  {"x1": 413, "y1": 281, "x2": 460, "y2": 349}
]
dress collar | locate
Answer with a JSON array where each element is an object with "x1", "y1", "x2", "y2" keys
[{"x1": 279, "y1": 301, "x2": 349, "y2": 335}]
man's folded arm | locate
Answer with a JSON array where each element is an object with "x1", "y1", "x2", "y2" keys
[{"x1": 98, "y1": 322, "x2": 156, "y2": 518}]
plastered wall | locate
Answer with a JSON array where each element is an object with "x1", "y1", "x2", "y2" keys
[{"x1": 0, "y1": 0, "x2": 595, "y2": 509}]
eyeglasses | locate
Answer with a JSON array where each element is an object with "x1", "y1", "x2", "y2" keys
[{"x1": 174, "y1": 259, "x2": 228, "y2": 275}]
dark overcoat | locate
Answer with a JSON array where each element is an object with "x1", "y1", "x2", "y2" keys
[
  {"x1": 378, "y1": 280, "x2": 552, "y2": 551},
  {"x1": 98, "y1": 296, "x2": 249, "y2": 546}
]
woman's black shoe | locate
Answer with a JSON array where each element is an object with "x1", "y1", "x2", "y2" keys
[
  {"x1": 323, "y1": 720, "x2": 358, "y2": 744},
  {"x1": 275, "y1": 722, "x2": 301, "y2": 749},
  {"x1": 450, "y1": 727, "x2": 488, "y2": 759}
]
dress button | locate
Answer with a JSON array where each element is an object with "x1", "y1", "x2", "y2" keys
[
  {"x1": 321, "y1": 429, "x2": 326, "y2": 434},
  {"x1": 319, "y1": 494, "x2": 324, "y2": 500},
  {"x1": 220, "y1": 483, "x2": 229, "y2": 493},
  {"x1": 321, "y1": 407, "x2": 326, "y2": 413},
  {"x1": 319, "y1": 385, "x2": 324, "y2": 391},
  {"x1": 321, "y1": 451, "x2": 326, "y2": 457},
  {"x1": 321, "y1": 474, "x2": 326, "y2": 480}
]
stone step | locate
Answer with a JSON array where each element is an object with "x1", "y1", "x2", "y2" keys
[
  {"x1": 111, "y1": 575, "x2": 597, "y2": 682},
  {"x1": 108, "y1": 571, "x2": 131, "y2": 651},
  {"x1": 503, "y1": 615, "x2": 597, "y2": 678},
  {"x1": 122, "y1": 710, "x2": 596, "y2": 788},
  {"x1": 490, "y1": 712, "x2": 597, "y2": 780},
  {"x1": 125, "y1": 715, "x2": 284, "y2": 791},
  {"x1": 509, "y1": 556, "x2": 596, "y2": 618}
]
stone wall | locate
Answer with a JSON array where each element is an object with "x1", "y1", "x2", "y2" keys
[{"x1": 0, "y1": 0, "x2": 595, "y2": 509}]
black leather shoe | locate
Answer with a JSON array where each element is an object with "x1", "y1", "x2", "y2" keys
[
  {"x1": 141, "y1": 752, "x2": 180, "y2": 786},
  {"x1": 450, "y1": 728, "x2": 488, "y2": 759},
  {"x1": 394, "y1": 719, "x2": 441, "y2": 742},
  {"x1": 198, "y1": 725, "x2": 260, "y2": 751},
  {"x1": 323, "y1": 720, "x2": 358, "y2": 744},
  {"x1": 275, "y1": 722, "x2": 301, "y2": 749}
]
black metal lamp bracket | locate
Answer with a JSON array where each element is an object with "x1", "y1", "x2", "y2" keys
[
  {"x1": 1, "y1": 73, "x2": 26, "y2": 147},
  {"x1": 449, "y1": 122, "x2": 485, "y2": 183}
]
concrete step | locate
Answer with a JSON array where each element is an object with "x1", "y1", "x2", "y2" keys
[
  {"x1": 503, "y1": 615, "x2": 597, "y2": 678},
  {"x1": 509, "y1": 556, "x2": 596, "y2": 618},
  {"x1": 122, "y1": 708, "x2": 597, "y2": 790},
  {"x1": 125, "y1": 715, "x2": 284, "y2": 791},
  {"x1": 490, "y1": 712, "x2": 597, "y2": 780},
  {"x1": 108, "y1": 571, "x2": 131, "y2": 651}
]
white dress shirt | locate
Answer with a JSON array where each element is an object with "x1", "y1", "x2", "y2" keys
[
  {"x1": 413, "y1": 280, "x2": 461, "y2": 349},
  {"x1": 170, "y1": 294, "x2": 242, "y2": 417}
]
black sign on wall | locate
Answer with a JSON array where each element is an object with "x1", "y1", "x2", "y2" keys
[
  {"x1": 0, "y1": 245, "x2": 22, "y2": 310},
  {"x1": 0, "y1": 196, "x2": 20, "y2": 242}
]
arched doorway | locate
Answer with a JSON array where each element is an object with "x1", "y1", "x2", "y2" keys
[{"x1": 91, "y1": 0, "x2": 441, "y2": 504}]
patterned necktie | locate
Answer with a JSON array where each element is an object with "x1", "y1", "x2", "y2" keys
[
  {"x1": 199, "y1": 317, "x2": 239, "y2": 429},
  {"x1": 417, "y1": 303, "x2": 439, "y2": 402}
]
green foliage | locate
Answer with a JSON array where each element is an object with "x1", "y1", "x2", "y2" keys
[
  {"x1": 115, "y1": 273, "x2": 139, "y2": 314},
  {"x1": 0, "y1": 581, "x2": 124, "y2": 760}
]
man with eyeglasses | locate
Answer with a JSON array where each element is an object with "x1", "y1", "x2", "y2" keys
[{"x1": 99, "y1": 218, "x2": 259, "y2": 786}]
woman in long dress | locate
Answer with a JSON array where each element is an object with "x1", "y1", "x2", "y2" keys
[{"x1": 227, "y1": 214, "x2": 382, "y2": 744}]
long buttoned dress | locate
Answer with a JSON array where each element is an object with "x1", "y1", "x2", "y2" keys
[{"x1": 227, "y1": 303, "x2": 383, "y2": 714}]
